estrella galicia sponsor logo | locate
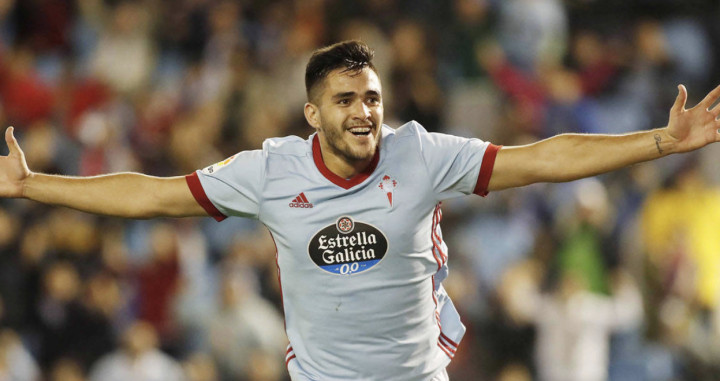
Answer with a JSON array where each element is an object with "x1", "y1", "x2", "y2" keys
[{"x1": 308, "y1": 216, "x2": 388, "y2": 275}]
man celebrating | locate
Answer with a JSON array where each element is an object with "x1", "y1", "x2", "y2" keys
[{"x1": 2, "y1": 41, "x2": 720, "y2": 380}]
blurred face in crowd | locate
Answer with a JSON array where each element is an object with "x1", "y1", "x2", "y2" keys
[
  {"x1": 50, "y1": 358, "x2": 85, "y2": 381},
  {"x1": 305, "y1": 67, "x2": 384, "y2": 172},
  {"x1": 123, "y1": 321, "x2": 158, "y2": 357}
]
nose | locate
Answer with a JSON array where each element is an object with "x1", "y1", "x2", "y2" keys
[{"x1": 351, "y1": 101, "x2": 371, "y2": 120}]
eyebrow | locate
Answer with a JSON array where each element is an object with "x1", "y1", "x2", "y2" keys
[
  {"x1": 331, "y1": 91, "x2": 356, "y2": 100},
  {"x1": 331, "y1": 90, "x2": 381, "y2": 100}
]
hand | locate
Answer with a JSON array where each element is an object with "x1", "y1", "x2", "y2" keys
[
  {"x1": 666, "y1": 84, "x2": 720, "y2": 153},
  {"x1": 0, "y1": 127, "x2": 31, "y2": 198}
]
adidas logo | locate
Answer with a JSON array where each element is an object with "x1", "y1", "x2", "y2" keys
[{"x1": 289, "y1": 192, "x2": 314, "y2": 208}]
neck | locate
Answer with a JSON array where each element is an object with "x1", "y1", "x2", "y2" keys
[{"x1": 319, "y1": 139, "x2": 374, "y2": 179}]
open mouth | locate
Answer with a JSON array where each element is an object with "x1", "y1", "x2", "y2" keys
[{"x1": 348, "y1": 126, "x2": 372, "y2": 136}]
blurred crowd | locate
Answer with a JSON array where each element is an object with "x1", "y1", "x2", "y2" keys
[{"x1": 1, "y1": 0, "x2": 720, "y2": 380}]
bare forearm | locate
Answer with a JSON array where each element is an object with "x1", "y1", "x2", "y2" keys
[
  {"x1": 22, "y1": 172, "x2": 203, "y2": 219},
  {"x1": 489, "y1": 128, "x2": 677, "y2": 190},
  {"x1": 533, "y1": 128, "x2": 676, "y2": 180}
]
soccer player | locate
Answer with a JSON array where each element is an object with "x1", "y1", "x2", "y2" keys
[{"x1": 2, "y1": 40, "x2": 720, "y2": 380}]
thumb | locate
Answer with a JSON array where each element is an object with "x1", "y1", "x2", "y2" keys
[
  {"x1": 671, "y1": 84, "x2": 687, "y2": 113},
  {"x1": 5, "y1": 127, "x2": 21, "y2": 155}
]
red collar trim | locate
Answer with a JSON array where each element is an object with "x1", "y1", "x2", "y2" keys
[{"x1": 312, "y1": 134, "x2": 380, "y2": 189}]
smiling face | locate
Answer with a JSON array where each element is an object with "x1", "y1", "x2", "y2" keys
[{"x1": 304, "y1": 67, "x2": 384, "y2": 176}]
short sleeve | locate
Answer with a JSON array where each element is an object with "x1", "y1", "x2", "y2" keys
[
  {"x1": 185, "y1": 149, "x2": 265, "y2": 221},
  {"x1": 411, "y1": 121, "x2": 500, "y2": 200}
]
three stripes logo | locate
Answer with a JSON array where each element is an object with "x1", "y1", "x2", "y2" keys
[{"x1": 289, "y1": 192, "x2": 314, "y2": 208}]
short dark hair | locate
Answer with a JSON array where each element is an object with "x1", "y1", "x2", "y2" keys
[{"x1": 305, "y1": 40, "x2": 377, "y2": 102}]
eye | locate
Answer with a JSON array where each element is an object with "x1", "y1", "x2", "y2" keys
[
  {"x1": 338, "y1": 99, "x2": 351, "y2": 105},
  {"x1": 367, "y1": 97, "x2": 380, "y2": 105}
]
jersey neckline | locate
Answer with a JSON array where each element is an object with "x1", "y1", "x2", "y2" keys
[{"x1": 312, "y1": 134, "x2": 380, "y2": 189}]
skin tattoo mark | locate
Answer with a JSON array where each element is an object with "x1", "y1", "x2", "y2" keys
[{"x1": 654, "y1": 134, "x2": 663, "y2": 155}]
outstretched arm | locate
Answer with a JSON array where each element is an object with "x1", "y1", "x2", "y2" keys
[
  {"x1": 488, "y1": 84, "x2": 720, "y2": 191},
  {"x1": 0, "y1": 127, "x2": 207, "y2": 219}
]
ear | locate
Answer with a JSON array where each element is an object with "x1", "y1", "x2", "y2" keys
[{"x1": 304, "y1": 102, "x2": 321, "y2": 130}]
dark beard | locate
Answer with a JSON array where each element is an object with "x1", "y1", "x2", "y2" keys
[{"x1": 323, "y1": 126, "x2": 378, "y2": 162}]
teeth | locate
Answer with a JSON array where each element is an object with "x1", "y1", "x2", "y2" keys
[{"x1": 349, "y1": 127, "x2": 371, "y2": 133}]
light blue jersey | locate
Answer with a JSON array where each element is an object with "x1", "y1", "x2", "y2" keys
[{"x1": 186, "y1": 121, "x2": 500, "y2": 380}]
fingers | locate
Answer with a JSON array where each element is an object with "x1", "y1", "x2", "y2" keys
[
  {"x1": 5, "y1": 127, "x2": 20, "y2": 155},
  {"x1": 700, "y1": 83, "x2": 720, "y2": 109},
  {"x1": 672, "y1": 84, "x2": 688, "y2": 113}
]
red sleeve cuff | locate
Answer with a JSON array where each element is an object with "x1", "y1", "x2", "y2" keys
[
  {"x1": 185, "y1": 172, "x2": 227, "y2": 222},
  {"x1": 473, "y1": 144, "x2": 502, "y2": 197}
]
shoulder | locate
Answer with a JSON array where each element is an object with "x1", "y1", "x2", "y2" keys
[
  {"x1": 393, "y1": 120, "x2": 428, "y2": 138},
  {"x1": 262, "y1": 135, "x2": 312, "y2": 157},
  {"x1": 199, "y1": 136, "x2": 309, "y2": 177},
  {"x1": 380, "y1": 121, "x2": 427, "y2": 151}
]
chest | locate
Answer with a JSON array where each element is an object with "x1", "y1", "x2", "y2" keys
[{"x1": 259, "y1": 159, "x2": 437, "y2": 275}]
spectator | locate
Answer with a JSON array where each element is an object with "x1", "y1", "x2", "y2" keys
[
  {"x1": 0, "y1": 328, "x2": 41, "y2": 381},
  {"x1": 499, "y1": 180, "x2": 644, "y2": 381},
  {"x1": 206, "y1": 268, "x2": 285, "y2": 381},
  {"x1": 181, "y1": 352, "x2": 218, "y2": 381},
  {"x1": 88, "y1": 321, "x2": 185, "y2": 381},
  {"x1": 49, "y1": 358, "x2": 87, "y2": 381}
]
